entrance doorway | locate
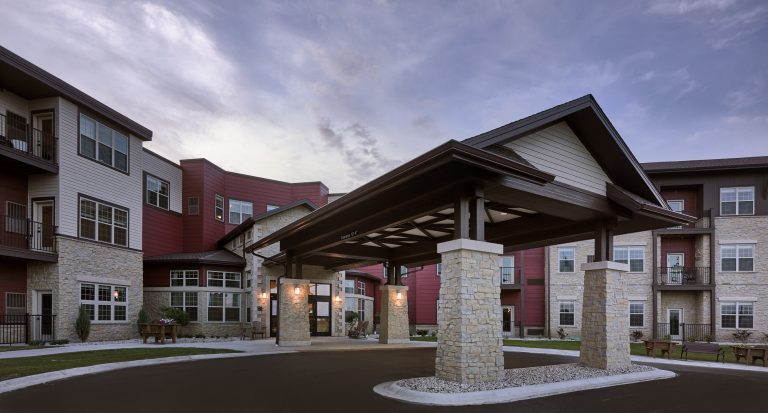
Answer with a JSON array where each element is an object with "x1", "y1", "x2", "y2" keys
[
  {"x1": 666, "y1": 253, "x2": 684, "y2": 284},
  {"x1": 32, "y1": 200, "x2": 54, "y2": 251},
  {"x1": 502, "y1": 305, "x2": 515, "y2": 335},
  {"x1": 32, "y1": 111, "x2": 55, "y2": 160},
  {"x1": 668, "y1": 308, "x2": 683, "y2": 340},
  {"x1": 33, "y1": 290, "x2": 53, "y2": 341},
  {"x1": 309, "y1": 283, "x2": 331, "y2": 336}
]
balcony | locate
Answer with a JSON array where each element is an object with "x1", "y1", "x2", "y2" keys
[
  {"x1": 0, "y1": 215, "x2": 57, "y2": 262},
  {"x1": 656, "y1": 209, "x2": 712, "y2": 233},
  {"x1": 656, "y1": 267, "x2": 711, "y2": 288},
  {"x1": 500, "y1": 267, "x2": 521, "y2": 289},
  {"x1": 0, "y1": 113, "x2": 58, "y2": 174}
]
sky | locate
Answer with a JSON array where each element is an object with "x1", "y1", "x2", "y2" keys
[{"x1": 1, "y1": 0, "x2": 766, "y2": 192}]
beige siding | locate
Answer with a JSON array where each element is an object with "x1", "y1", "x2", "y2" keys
[
  {"x1": 57, "y1": 98, "x2": 144, "y2": 249},
  {"x1": 504, "y1": 122, "x2": 612, "y2": 195},
  {"x1": 142, "y1": 150, "x2": 183, "y2": 213}
]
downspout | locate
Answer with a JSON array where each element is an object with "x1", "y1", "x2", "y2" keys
[{"x1": 545, "y1": 247, "x2": 551, "y2": 339}]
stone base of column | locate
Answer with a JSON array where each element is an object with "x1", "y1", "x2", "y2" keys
[
  {"x1": 435, "y1": 239, "x2": 505, "y2": 385},
  {"x1": 579, "y1": 261, "x2": 631, "y2": 370},
  {"x1": 379, "y1": 285, "x2": 410, "y2": 344},
  {"x1": 278, "y1": 278, "x2": 311, "y2": 347}
]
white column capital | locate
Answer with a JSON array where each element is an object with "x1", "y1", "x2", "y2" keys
[{"x1": 436, "y1": 239, "x2": 503, "y2": 255}]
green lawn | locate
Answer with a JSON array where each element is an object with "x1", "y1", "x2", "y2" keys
[
  {"x1": 411, "y1": 337, "x2": 745, "y2": 364},
  {"x1": 0, "y1": 347, "x2": 241, "y2": 381},
  {"x1": 0, "y1": 346, "x2": 45, "y2": 353}
]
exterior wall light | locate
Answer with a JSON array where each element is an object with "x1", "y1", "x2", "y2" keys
[
  {"x1": 260, "y1": 292, "x2": 267, "y2": 299},
  {"x1": 294, "y1": 287, "x2": 301, "y2": 296},
  {"x1": 396, "y1": 292, "x2": 402, "y2": 300},
  {"x1": 335, "y1": 295, "x2": 341, "y2": 302},
  {"x1": 113, "y1": 290, "x2": 119, "y2": 299}
]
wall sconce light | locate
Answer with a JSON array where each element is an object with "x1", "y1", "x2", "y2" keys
[
  {"x1": 260, "y1": 292, "x2": 267, "y2": 299},
  {"x1": 335, "y1": 295, "x2": 341, "y2": 302},
  {"x1": 396, "y1": 292, "x2": 402, "y2": 300},
  {"x1": 294, "y1": 287, "x2": 301, "y2": 296},
  {"x1": 113, "y1": 290, "x2": 119, "y2": 299}
]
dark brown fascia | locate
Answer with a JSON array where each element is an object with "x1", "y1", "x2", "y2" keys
[
  {"x1": 217, "y1": 199, "x2": 318, "y2": 246},
  {"x1": 244, "y1": 140, "x2": 555, "y2": 254},
  {"x1": 606, "y1": 183, "x2": 695, "y2": 225},
  {"x1": 0, "y1": 45, "x2": 152, "y2": 141}
]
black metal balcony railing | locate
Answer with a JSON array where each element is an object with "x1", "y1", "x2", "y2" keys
[
  {"x1": 656, "y1": 323, "x2": 711, "y2": 341},
  {"x1": 657, "y1": 267, "x2": 710, "y2": 286},
  {"x1": 0, "y1": 314, "x2": 56, "y2": 344},
  {"x1": 0, "y1": 215, "x2": 57, "y2": 253},
  {"x1": 665, "y1": 208, "x2": 711, "y2": 230},
  {"x1": 0, "y1": 113, "x2": 58, "y2": 164},
  {"x1": 500, "y1": 267, "x2": 521, "y2": 285}
]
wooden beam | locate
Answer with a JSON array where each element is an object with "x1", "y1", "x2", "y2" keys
[
  {"x1": 594, "y1": 221, "x2": 616, "y2": 262},
  {"x1": 454, "y1": 195, "x2": 469, "y2": 239},
  {"x1": 469, "y1": 186, "x2": 485, "y2": 241}
]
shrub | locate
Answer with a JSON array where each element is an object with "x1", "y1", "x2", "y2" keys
[
  {"x1": 630, "y1": 330, "x2": 644, "y2": 341},
  {"x1": 430, "y1": 330, "x2": 437, "y2": 337},
  {"x1": 49, "y1": 339, "x2": 69, "y2": 346},
  {"x1": 732, "y1": 329, "x2": 752, "y2": 343},
  {"x1": 160, "y1": 306, "x2": 190, "y2": 327},
  {"x1": 137, "y1": 307, "x2": 149, "y2": 333},
  {"x1": 556, "y1": 327, "x2": 568, "y2": 340},
  {"x1": 75, "y1": 305, "x2": 91, "y2": 342},
  {"x1": 687, "y1": 336, "x2": 700, "y2": 343},
  {"x1": 29, "y1": 340, "x2": 46, "y2": 346},
  {"x1": 704, "y1": 334, "x2": 714, "y2": 343},
  {"x1": 195, "y1": 334, "x2": 205, "y2": 339},
  {"x1": 416, "y1": 329, "x2": 428, "y2": 337},
  {"x1": 345, "y1": 311, "x2": 359, "y2": 324}
]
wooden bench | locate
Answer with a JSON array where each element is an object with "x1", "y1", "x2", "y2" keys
[
  {"x1": 643, "y1": 340, "x2": 676, "y2": 359},
  {"x1": 733, "y1": 346, "x2": 767, "y2": 366},
  {"x1": 139, "y1": 323, "x2": 178, "y2": 344},
  {"x1": 681, "y1": 341, "x2": 724, "y2": 362}
]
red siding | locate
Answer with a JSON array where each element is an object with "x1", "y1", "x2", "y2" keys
[
  {"x1": 660, "y1": 237, "x2": 696, "y2": 268},
  {"x1": 0, "y1": 172, "x2": 28, "y2": 216},
  {"x1": 142, "y1": 206, "x2": 183, "y2": 256},
  {"x1": 0, "y1": 260, "x2": 27, "y2": 313},
  {"x1": 521, "y1": 248, "x2": 546, "y2": 327},
  {"x1": 660, "y1": 188, "x2": 699, "y2": 215}
]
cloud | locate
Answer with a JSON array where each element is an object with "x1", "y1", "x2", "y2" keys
[{"x1": 646, "y1": 0, "x2": 737, "y2": 15}]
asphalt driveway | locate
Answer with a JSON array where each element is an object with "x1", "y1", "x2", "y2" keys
[{"x1": 0, "y1": 348, "x2": 763, "y2": 413}]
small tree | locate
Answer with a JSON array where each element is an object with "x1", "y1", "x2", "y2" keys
[
  {"x1": 75, "y1": 305, "x2": 91, "y2": 342},
  {"x1": 345, "y1": 311, "x2": 359, "y2": 326},
  {"x1": 160, "y1": 307, "x2": 190, "y2": 326},
  {"x1": 556, "y1": 327, "x2": 568, "y2": 340},
  {"x1": 732, "y1": 329, "x2": 752, "y2": 344},
  {"x1": 137, "y1": 307, "x2": 149, "y2": 334},
  {"x1": 630, "y1": 330, "x2": 644, "y2": 342}
]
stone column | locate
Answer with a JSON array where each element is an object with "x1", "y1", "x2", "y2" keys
[
  {"x1": 435, "y1": 239, "x2": 504, "y2": 384},
  {"x1": 379, "y1": 285, "x2": 410, "y2": 344},
  {"x1": 579, "y1": 261, "x2": 631, "y2": 370},
  {"x1": 278, "y1": 278, "x2": 310, "y2": 346}
]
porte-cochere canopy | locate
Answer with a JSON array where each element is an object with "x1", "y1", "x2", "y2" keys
[{"x1": 246, "y1": 95, "x2": 693, "y2": 268}]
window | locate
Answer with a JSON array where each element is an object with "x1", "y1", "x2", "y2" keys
[
  {"x1": 356, "y1": 280, "x2": 365, "y2": 295},
  {"x1": 559, "y1": 301, "x2": 575, "y2": 326},
  {"x1": 558, "y1": 247, "x2": 575, "y2": 272},
  {"x1": 266, "y1": 204, "x2": 279, "y2": 211},
  {"x1": 79, "y1": 114, "x2": 128, "y2": 172},
  {"x1": 170, "y1": 270, "x2": 198, "y2": 287},
  {"x1": 145, "y1": 175, "x2": 169, "y2": 210},
  {"x1": 357, "y1": 298, "x2": 366, "y2": 321},
  {"x1": 436, "y1": 263, "x2": 441, "y2": 276},
  {"x1": 171, "y1": 291, "x2": 198, "y2": 321},
  {"x1": 207, "y1": 271, "x2": 241, "y2": 288},
  {"x1": 229, "y1": 199, "x2": 253, "y2": 224},
  {"x1": 720, "y1": 187, "x2": 754, "y2": 216},
  {"x1": 721, "y1": 244, "x2": 754, "y2": 272},
  {"x1": 721, "y1": 302, "x2": 754, "y2": 329},
  {"x1": 614, "y1": 246, "x2": 645, "y2": 272},
  {"x1": 399, "y1": 265, "x2": 408, "y2": 278},
  {"x1": 5, "y1": 292, "x2": 25, "y2": 316},
  {"x1": 629, "y1": 301, "x2": 644, "y2": 327},
  {"x1": 80, "y1": 283, "x2": 127, "y2": 322},
  {"x1": 188, "y1": 197, "x2": 199, "y2": 215},
  {"x1": 208, "y1": 292, "x2": 240, "y2": 322},
  {"x1": 5, "y1": 202, "x2": 26, "y2": 234},
  {"x1": 214, "y1": 194, "x2": 224, "y2": 221},
  {"x1": 500, "y1": 256, "x2": 515, "y2": 284},
  {"x1": 79, "y1": 197, "x2": 128, "y2": 246},
  {"x1": 666, "y1": 200, "x2": 684, "y2": 212},
  {"x1": 245, "y1": 270, "x2": 252, "y2": 288},
  {"x1": 344, "y1": 279, "x2": 354, "y2": 294}
]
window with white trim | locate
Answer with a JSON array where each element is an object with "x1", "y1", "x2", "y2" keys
[
  {"x1": 79, "y1": 197, "x2": 128, "y2": 246},
  {"x1": 436, "y1": 263, "x2": 441, "y2": 277},
  {"x1": 559, "y1": 301, "x2": 575, "y2": 326},
  {"x1": 720, "y1": 187, "x2": 754, "y2": 216},
  {"x1": 614, "y1": 246, "x2": 645, "y2": 272},
  {"x1": 399, "y1": 265, "x2": 408, "y2": 278},
  {"x1": 80, "y1": 283, "x2": 127, "y2": 322},
  {"x1": 245, "y1": 270, "x2": 252, "y2": 288},
  {"x1": 357, "y1": 298, "x2": 366, "y2": 321},
  {"x1": 79, "y1": 113, "x2": 128, "y2": 172},
  {"x1": 5, "y1": 292, "x2": 25, "y2": 316},
  {"x1": 721, "y1": 244, "x2": 754, "y2": 272},
  {"x1": 228, "y1": 199, "x2": 253, "y2": 224},
  {"x1": 146, "y1": 175, "x2": 169, "y2": 210},
  {"x1": 629, "y1": 301, "x2": 644, "y2": 327},
  {"x1": 558, "y1": 247, "x2": 575, "y2": 273},
  {"x1": 214, "y1": 194, "x2": 224, "y2": 221},
  {"x1": 170, "y1": 270, "x2": 198, "y2": 287},
  {"x1": 344, "y1": 279, "x2": 354, "y2": 294},
  {"x1": 356, "y1": 280, "x2": 365, "y2": 295},
  {"x1": 171, "y1": 291, "x2": 198, "y2": 321},
  {"x1": 5, "y1": 202, "x2": 26, "y2": 234},
  {"x1": 721, "y1": 302, "x2": 753, "y2": 329},
  {"x1": 207, "y1": 271, "x2": 241, "y2": 288},
  {"x1": 188, "y1": 196, "x2": 199, "y2": 215},
  {"x1": 208, "y1": 292, "x2": 240, "y2": 322}
]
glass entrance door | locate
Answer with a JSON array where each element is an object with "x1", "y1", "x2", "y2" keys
[
  {"x1": 668, "y1": 308, "x2": 683, "y2": 340},
  {"x1": 666, "y1": 253, "x2": 684, "y2": 284},
  {"x1": 308, "y1": 283, "x2": 331, "y2": 336},
  {"x1": 502, "y1": 306, "x2": 515, "y2": 334}
]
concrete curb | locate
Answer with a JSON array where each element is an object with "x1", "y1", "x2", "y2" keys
[
  {"x1": 0, "y1": 352, "x2": 282, "y2": 395},
  {"x1": 373, "y1": 368, "x2": 677, "y2": 406}
]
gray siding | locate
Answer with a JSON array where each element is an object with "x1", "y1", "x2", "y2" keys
[
  {"x1": 504, "y1": 122, "x2": 612, "y2": 195},
  {"x1": 142, "y1": 150, "x2": 183, "y2": 213}
]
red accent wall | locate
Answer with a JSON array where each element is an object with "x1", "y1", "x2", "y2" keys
[
  {"x1": 660, "y1": 237, "x2": 696, "y2": 268},
  {"x1": 0, "y1": 260, "x2": 27, "y2": 312},
  {"x1": 401, "y1": 265, "x2": 441, "y2": 325},
  {"x1": 142, "y1": 207, "x2": 183, "y2": 257},
  {"x1": 180, "y1": 159, "x2": 329, "y2": 252},
  {"x1": 521, "y1": 247, "x2": 546, "y2": 327},
  {"x1": 660, "y1": 188, "x2": 699, "y2": 215},
  {"x1": 0, "y1": 172, "x2": 27, "y2": 216}
]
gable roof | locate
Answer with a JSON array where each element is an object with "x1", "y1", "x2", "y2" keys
[
  {"x1": 218, "y1": 199, "x2": 318, "y2": 246},
  {"x1": 643, "y1": 156, "x2": 768, "y2": 173},
  {"x1": 0, "y1": 45, "x2": 152, "y2": 140},
  {"x1": 143, "y1": 249, "x2": 245, "y2": 266},
  {"x1": 462, "y1": 95, "x2": 666, "y2": 207}
]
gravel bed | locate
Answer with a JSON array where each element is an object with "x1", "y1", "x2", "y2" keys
[{"x1": 398, "y1": 363, "x2": 656, "y2": 393}]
